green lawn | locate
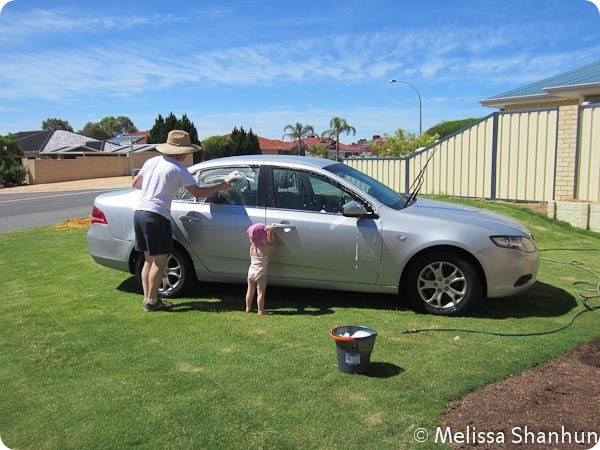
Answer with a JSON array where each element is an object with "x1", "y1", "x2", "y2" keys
[{"x1": 1, "y1": 200, "x2": 598, "y2": 450}]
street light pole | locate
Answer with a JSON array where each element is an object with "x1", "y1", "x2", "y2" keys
[{"x1": 389, "y1": 79, "x2": 422, "y2": 135}]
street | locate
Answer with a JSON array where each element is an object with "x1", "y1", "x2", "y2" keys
[{"x1": 0, "y1": 190, "x2": 104, "y2": 233}]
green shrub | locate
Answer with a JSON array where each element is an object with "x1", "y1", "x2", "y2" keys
[
  {"x1": 426, "y1": 118, "x2": 481, "y2": 139},
  {"x1": 0, "y1": 134, "x2": 26, "y2": 186}
]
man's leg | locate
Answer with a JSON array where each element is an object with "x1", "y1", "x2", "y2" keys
[
  {"x1": 141, "y1": 252, "x2": 153, "y2": 300},
  {"x1": 147, "y1": 253, "x2": 168, "y2": 301}
]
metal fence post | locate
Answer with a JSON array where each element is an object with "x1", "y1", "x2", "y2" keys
[{"x1": 490, "y1": 112, "x2": 499, "y2": 201}]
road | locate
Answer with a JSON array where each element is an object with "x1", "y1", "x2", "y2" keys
[{"x1": 0, "y1": 190, "x2": 105, "y2": 234}]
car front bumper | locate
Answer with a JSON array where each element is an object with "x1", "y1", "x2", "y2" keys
[{"x1": 477, "y1": 246, "x2": 539, "y2": 298}]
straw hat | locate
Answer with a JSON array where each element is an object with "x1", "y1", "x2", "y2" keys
[{"x1": 156, "y1": 130, "x2": 201, "y2": 155}]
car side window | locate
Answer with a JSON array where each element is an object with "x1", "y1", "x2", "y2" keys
[
  {"x1": 272, "y1": 168, "x2": 355, "y2": 214},
  {"x1": 175, "y1": 166, "x2": 259, "y2": 206}
]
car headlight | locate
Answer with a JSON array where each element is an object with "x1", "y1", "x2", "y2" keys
[{"x1": 490, "y1": 235, "x2": 537, "y2": 253}]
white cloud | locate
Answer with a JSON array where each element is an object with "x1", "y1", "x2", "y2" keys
[
  {"x1": 0, "y1": 8, "x2": 188, "y2": 41},
  {"x1": 1, "y1": 9, "x2": 596, "y2": 114}
]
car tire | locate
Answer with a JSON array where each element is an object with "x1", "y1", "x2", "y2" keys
[
  {"x1": 135, "y1": 246, "x2": 194, "y2": 298},
  {"x1": 404, "y1": 250, "x2": 482, "y2": 316}
]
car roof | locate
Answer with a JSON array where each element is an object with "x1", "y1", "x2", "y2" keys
[{"x1": 190, "y1": 155, "x2": 338, "y2": 171}]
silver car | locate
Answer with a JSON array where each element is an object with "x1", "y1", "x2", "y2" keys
[{"x1": 86, "y1": 155, "x2": 538, "y2": 316}]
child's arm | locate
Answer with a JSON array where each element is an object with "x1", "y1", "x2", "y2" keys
[
  {"x1": 252, "y1": 228, "x2": 275, "y2": 257},
  {"x1": 266, "y1": 227, "x2": 278, "y2": 253}
]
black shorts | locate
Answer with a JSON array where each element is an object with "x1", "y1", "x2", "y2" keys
[{"x1": 134, "y1": 210, "x2": 174, "y2": 256}]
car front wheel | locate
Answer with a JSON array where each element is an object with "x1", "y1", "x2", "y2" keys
[
  {"x1": 135, "y1": 246, "x2": 194, "y2": 298},
  {"x1": 404, "y1": 250, "x2": 482, "y2": 316}
]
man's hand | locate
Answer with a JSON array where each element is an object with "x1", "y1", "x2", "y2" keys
[{"x1": 224, "y1": 175, "x2": 240, "y2": 187}]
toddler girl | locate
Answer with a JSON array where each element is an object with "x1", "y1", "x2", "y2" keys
[{"x1": 245, "y1": 223, "x2": 277, "y2": 315}]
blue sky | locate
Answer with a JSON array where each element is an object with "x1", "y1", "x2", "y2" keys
[{"x1": 0, "y1": 0, "x2": 599, "y2": 142}]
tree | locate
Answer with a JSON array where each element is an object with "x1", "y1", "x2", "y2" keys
[
  {"x1": 0, "y1": 134, "x2": 27, "y2": 186},
  {"x1": 201, "y1": 135, "x2": 232, "y2": 161},
  {"x1": 79, "y1": 116, "x2": 138, "y2": 140},
  {"x1": 148, "y1": 114, "x2": 166, "y2": 144},
  {"x1": 371, "y1": 129, "x2": 438, "y2": 157},
  {"x1": 98, "y1": 116, "x2": 138, "y2": 136},
  {"x1": 178, "y1": 113, "x2": 199, "y2": 143},
  {"x1": 148, "y1": 112, "x2": 199, "y2": 144},
  {"x1": 148, "y1": 112, "x2": 202, "y2": 162},
  {"x1": 308, "y1": 144, "x2": 328, "y2": 158},
  {"x1": 80, "y1": 122, "x2": 112, "y2": 140},
  {"x1": 282, "y1": 122, "x2": 315, "y2": 155},
  {"x1": 230, "y1": 126, "x2": 260, "y2": 156},
  {"x1": 426, "y1": 118, "x2": 480, "y2": 139},
  {"x1": 321, "y1": 117, "x2": 356, "y2": 161},
  {"x1": 245, "y1": 129, "x2": 260, "y2": 155},
  {"x1": 42, "y1": 118, "x2": 73, "y2": 132}
]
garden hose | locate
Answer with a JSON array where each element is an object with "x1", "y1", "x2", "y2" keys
[{"x1": 400, "y1": 248, "x2": 600, "y2": 336}]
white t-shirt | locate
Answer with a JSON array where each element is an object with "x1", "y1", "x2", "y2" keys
[{"x1": 136, "y1": 155, "x2": 196, "y2": 218}]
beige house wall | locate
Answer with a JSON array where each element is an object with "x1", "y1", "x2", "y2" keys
[
  {"x1": 554, "y1": 104, "x2": 579, "y2": 200},
  {"x1": 501, "y1": 99, "x2": 578, "y2": 111},
  {"x1": 23, "y1": 151, "x2": 194, "y2": 184}
]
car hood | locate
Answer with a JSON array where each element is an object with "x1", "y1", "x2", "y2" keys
[{"x1": 402, "y1": 198, "x2": 532, "y2": 235}]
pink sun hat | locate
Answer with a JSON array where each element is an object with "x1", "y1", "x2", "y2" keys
[{"x1": 247, "y1": 223, "x2": 268, "y2": 246}]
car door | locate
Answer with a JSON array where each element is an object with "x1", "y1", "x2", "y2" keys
[
  {"x1": 265, "y1": 167, "x2": 382, "y2": 286},
  {"x1": 171, "y1": 165, "x2": 266, "y2": 276}
]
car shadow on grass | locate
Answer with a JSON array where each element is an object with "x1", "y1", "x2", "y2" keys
[
  {"x1": 464, "y1": 281, "x2": 578, "y2": 319},
  {"x1": 117, "y1": 278, "x2": 577, "y2": 319},
  {"x1": 174, "y1": 283, "x2": 405, "y2": 315},
  {"x1": 117, "y1": 276, "x2": 404, "y2": 315}
]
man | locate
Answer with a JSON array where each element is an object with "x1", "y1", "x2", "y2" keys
[{"x1": 132, "y1": 129, "x2": 236, "y2": 312}]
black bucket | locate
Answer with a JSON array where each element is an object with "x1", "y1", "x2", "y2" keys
[{"x1": 329, "y1": 325, "x2": 377, "y2": 374}]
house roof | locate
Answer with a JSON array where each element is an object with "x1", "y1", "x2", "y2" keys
[
  {"x1": 15, "y1": 130, "x2": 55, "y2": 154},
  {"x1": 100, "y1": 144, "x2": 158, "y2": 154},
  {"x1": 300, "y1": 136, "x2": 366, "y2": 152},
  {"x1": 108, "y1": 131, "x2": 149, "y2": 146},
  {"x1": 214, "y1": 133, "x2": 377, "y2": 155},
  {"x1": 40, "y1": 144, "x2": 158, "y2": 155},
  {"x1": 300, "y1": 136, "x2": 329, "y2": 149},
  {"x1": 480, "y1": 60, "x2": 600, "y2": 108},
  {"x1": 16, "y1": 129, "x2": 122, "y2": 155},
  {"x1": 257, "y1": 136, "x2": 290, "y2": 150}
]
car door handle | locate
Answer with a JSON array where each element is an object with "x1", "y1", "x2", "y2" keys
[
  {"x1": 179, "y1": 215, "x2": 202, "y2": 223},
  {"x1": 270, "y1": 223, "x2": 296, "y2": 231}
]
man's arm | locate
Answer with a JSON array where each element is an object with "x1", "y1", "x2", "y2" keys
[
  {"x1": 132, "y1": 173, "x2": 143, "y2": 189},
  {"x1": 186, "y1": 176, "x2": 237, "y2": 200}
]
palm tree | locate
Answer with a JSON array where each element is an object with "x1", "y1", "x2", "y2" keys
[
  {"x1": 321, "y1": 117, "x2": 356, "y2": 161},
  {"x1": 282, "y1": 122, "x2": 315, "y2": 155}
]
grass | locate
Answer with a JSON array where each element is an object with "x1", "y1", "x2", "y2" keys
[{"x1": 1, "y1": 200, "x2": 599, "y2": 450}]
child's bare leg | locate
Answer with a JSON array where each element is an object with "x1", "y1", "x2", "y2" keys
[
  {"x1": 256, "y1": 278, "x2": 268, "y2": 315},
  {"x1": 246, "y1": 278, "x2": 256, "y2": 312}
]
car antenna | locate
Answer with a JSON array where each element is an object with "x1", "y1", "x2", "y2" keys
[{"x1": 404, "y1": 144, "x2": 439, "y2": 208}]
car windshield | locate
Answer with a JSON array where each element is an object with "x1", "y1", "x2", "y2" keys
[{"x1": 325, "y1": 163, "x2": 406, "y2": 210}]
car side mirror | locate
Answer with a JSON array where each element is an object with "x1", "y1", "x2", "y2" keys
[{"x1": 342, "y1": 200, "x2": 369, "y2": 218}]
